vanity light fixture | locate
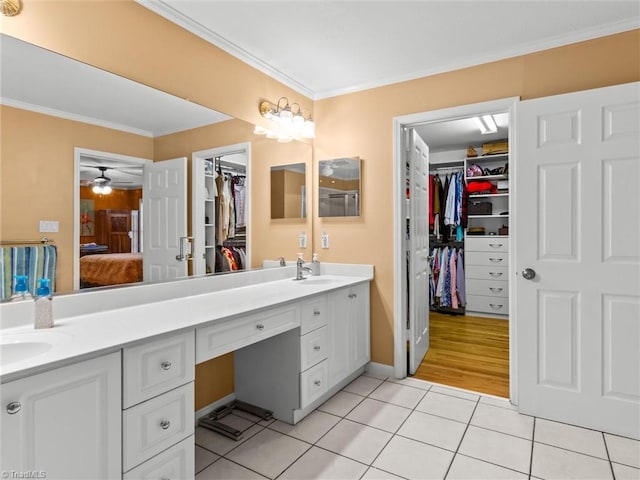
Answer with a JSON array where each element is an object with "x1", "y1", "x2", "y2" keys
[
  {"x1": 475, "y1": 115, "x2": 498, "y2": 135},
  {"x1": 257, "y1": 97, "x2": 315, "y2": 140}
]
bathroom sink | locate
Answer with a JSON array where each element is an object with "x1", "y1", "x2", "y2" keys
[{"x1": 0, "y1": 331, "x2": 71, "y2": 366}]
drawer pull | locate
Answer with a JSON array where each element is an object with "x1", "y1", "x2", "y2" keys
[
  {"x1": 489, "y1": 243, "x2": 503, "y2": 249},
  {"x1": 489, "y1": 287, "x2": 503, "y2": 293},
  {"x1": 256, "y1": 323, "x2": 265, "y2": 331},
  {"x1": 6, "y1": 402, "x2": 21, "y2": 414},
  {"x1": 489, "y1": 272, "x2": 503, "y2": 278},
  {"x1": 314, "y1": 345, "x2": 321, "y2": 352},
  {"x1": 489, "y1": 304, "x2": 504, "y2": 310},
  {"x1": 314, "y1": 380, "x2": 322, "y2": 387},
  {"x1": 160, "y1": 420, "x2": 171, "y2": 430},
  {"x1": 348, "y1": 293, "x2": 357, "y2": 299},
  {"x1": 161, "y1": 361, "x2": 172, "y2": 371},
  {"x1": 313, "y1": 309, "x2": 321, "y2": 316},
  {"x1": 489, "y1": 258, "x2": 503, "y2": 263}
]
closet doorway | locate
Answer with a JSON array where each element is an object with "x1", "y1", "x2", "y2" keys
[{"x1": 393, "y1": 97, "x2": 518, "y2": 401}]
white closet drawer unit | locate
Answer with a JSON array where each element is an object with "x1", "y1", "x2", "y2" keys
[
  {"x1": 465, "y1": 237, "x2": 509, "y2": 253},
  {"x1": 300, "y1": 326, "x2": 328, "y2": 371},
  {"x1": 123, "y1": 330, "x2": 195, "y2": 408},
  {"x1": 300, "y1": 294, "x2": 328, "y2": 335},
  {"x1": 123, "y1": 383, "x2": 194, "y2": 472},
  {"x1": 300, "y1": 359, "x2": 328, "y2": 408},
  {"x1": 466, "y1": 294, "x2": 509, "y2": 315},
  {"x1": 466, "y1": 265, "x2": 508, "y2": 281},
  {"x1": 123, "y1": 435, "x2": 194, "y2": 480},
  {"x1": 467, "y1": 279, "x2": 508, "y2": 297},
  {"x1": 465, "y1": 251, "x2": 509, "y2": 266},
  {"x1": 196, "y1": 304, "x2": 299, "y2": 362}
]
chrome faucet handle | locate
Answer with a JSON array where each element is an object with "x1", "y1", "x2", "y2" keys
[{"x1": 278, "y1": 256, "x2": 286, "y2": 267}]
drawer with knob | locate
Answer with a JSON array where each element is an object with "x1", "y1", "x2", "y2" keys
[
  {"x1": 196, "y1": 304, "x2": 299, "y2": 362},
  {"x1": 467, "y1": 279, "x2": 509, "y2": 298},
  {"x1": 123, "y1": 383, "x2": 194, "y2": 472},
  {"x1": 466, "y1": 265, "x2": 508, "y2": 281},
  {"x1": 465, "y1": 251, "x2": 509, "y2": 267},
  {"x1": 466, "y1": 294, "x2": 509, "y2": 315},
  {"x1": 300, "y1": 359, "x2": 328, "y2": 408},
  {"x1": 123, "y1": 434, "x2": 194, "y2": 480},
  {"x1": 300, "y1": 326, "x2": 328, "y2": 371},
  {"x1": 300, "y1": 294, "x2": 327, "y2": 335},
  {"x1": 465, "y1": 237, "x2": 509, "y2": 253},
  {"x1": 123, "y1": 331, "x2": 195, "y2": 408}
]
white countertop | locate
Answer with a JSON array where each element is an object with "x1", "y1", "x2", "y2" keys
[{"x1": 0, "y1": 268, "x2": 372, "y2": 383}]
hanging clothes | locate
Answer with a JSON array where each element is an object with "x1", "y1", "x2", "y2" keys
[
  {"x1": 429, "y1": 245, "x2": 466, "y2": 311},
  {"x1": 233, "y1": 176, "x2": 247, "y2": 228}
]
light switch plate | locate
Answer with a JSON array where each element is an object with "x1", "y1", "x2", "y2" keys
[
  {"x1": 299, "y1": 232, "x2": 307, "y2": 249},
  {"x1": 321, "y1": 232, "x2": 329, "y2": 249},
  {"x1": 39, "y1": 220, "x2": 59, "y2": 233}
]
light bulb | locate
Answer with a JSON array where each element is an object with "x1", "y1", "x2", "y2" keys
[
  {"x1": 92, "y1": 185, "x2": 102, "y2": 194},
  {"x1": 102, "y1": 185, "x2": 112, "y2": 194},
  {"x1": 302, "y1": 118, "x2": 315, "y2": 138}
]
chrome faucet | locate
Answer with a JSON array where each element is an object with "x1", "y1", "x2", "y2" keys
[
  {"x1": 295, "y1": 256, "x2": 313, "y2": 280},
  {"x1": 278, "y1": 256, "x2": 286, "y2": 267}
]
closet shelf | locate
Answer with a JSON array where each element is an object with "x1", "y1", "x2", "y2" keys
[
  {"x1": 466, "y1": 174, "x2": 508, "y2": 181},
  {"x1": 468, "y1": 214, "x2": 509, "y2": 218},
  {"x1": 468, "y1": 193, "x2": 508, "y2": 198},
  {"x1": 465, "y1": 153, "x2": 508, "y2": 161}
]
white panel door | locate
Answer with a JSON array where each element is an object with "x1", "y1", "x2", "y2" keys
[
  {"x1": 516, "y1": 82, "x2": 640, "y2": 439},
  {"x1": 143, "y1": 157, "x2": 188, "y2": 282},
  {"x1": 408, "y1": 129, "x2": 430, "y2": 374}
]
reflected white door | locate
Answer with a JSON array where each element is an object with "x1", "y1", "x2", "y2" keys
[
  {"x1": 143, "y1": 157, "x2": 188, "y2": 282},
  {"x1": 409, "y1": 129, "x2": 430, "y2": 374},
  {"x1": 516, "y1": 82, "x2": 640, "y2": 439}
]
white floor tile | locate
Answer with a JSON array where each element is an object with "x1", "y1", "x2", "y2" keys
[
  {"x1": 605, "y1": 433, "x2": 640, "y2": 468},
  {"x1": 446, "y1": 454, "x2": 528, "y2": 480},
  {"x1": 195, "y1": 445, "x2": 220, "y2": 474},
  {"x1": 429, "y1": 385, "x2": 480, "y2": 402},
  {"x1": 196, "y1": 458, "x2": 268, "y2": 479},
  {"x1": 415, "y1": 391, "x2": 477, "y2": 423},
  {"x1": 458, "y1": 425, "x2": 532, "y2": 474},
  {"x1": 369, "y1": 381, "x2": 427, "y2": 409},
  {"x1": 361, "y1": 466, "x2": 405, "y2": 479},
  {"x1": 226, "y1": 428, "x2": 311, "y2": 479},
  {"x1": 373, "y1": 435, "x2": 454, "y2": 480},
  {"x1": 343, "y1": 375, "x2": 385, "y2": 396},
  {"x1": 195, "y1": 424, "x2": 264, "y2": 456},
  {"x1": 534, "y1": 418, "x2": 608, "y2": 459},
  {"x1": 470, "y1": 403, "x2": 533, "y2": 440},
  {"x1": 279, "y1": 446, "x2": 368, "y2": 480},
  {"x1": 531, "y1": 442, "x2": 613, "y2": 480},
  {"x1": 478, "y1": 395, "x2": 517, "y2": 411},
  {"x1": 316, "y1": 419, "x2": 393, "y2": 464},
  {"x1": 397, "y1": 411, "x2": 467, "y2": 452},
  {"x1": 612, "y1": 462, "x2": 640, "y2": 480},
  {"x1": 269, "y1": 410, "x2": 340, "y2": 444},
  {"x1": 387, "y1": 376, "x2": 434, "y2": 391},
  {"x1": 318, "y1": 391, "x2": 365, "y2": 417},
  {"x1": 346, "y1": 398, "x2": 412, "y2": 433},
  {"x1": 363, "y1": 372, "x2": 389, "y2": 381}
]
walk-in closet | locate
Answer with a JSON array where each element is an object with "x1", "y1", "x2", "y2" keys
[{"x1": 405, "y1": 109, "x2": 511, "y2": 398}]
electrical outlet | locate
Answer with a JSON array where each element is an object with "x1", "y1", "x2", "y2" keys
[
  {"x1": 321, "y1": 232, "x2": 329, "y2": 249},
  {"x1": 299, "y1": 232, "x2": 307, "y2": 249},
  {"x1": 39, "y1": 220, "x2": 59, "y2": 233}
]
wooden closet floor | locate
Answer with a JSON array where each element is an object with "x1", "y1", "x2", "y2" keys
[{"x1": 412, "y1": 312, "x2": 509, "y2": 398}]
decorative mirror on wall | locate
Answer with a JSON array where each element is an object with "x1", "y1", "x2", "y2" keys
[
  {"x1": 318, "y1": 157, "x2": 361, "y2": 217},
  {"x1": 270, "y1": 163, "x2": 307, "y2": 219}
]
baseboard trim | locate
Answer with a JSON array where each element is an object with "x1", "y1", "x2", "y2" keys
[
  {"x1": 194, "y1": 393, "x2": 236, "y2": 426},
  {"x1": 366, "y1": 362, "x2": 395, "y2": 378}
]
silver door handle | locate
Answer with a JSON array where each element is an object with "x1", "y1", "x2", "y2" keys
[
  {"x1": 6, "y1": 402, "x2": 21, "y2": 414},
  {"x1": 176, "y1": 236, "x2": 193, "y2": 261},
  {"x1": 522, "y1": 268, "x2": 536, "y2": 280}
]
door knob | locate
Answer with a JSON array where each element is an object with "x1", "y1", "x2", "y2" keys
[{"x1": 522, "y1": 268, "x2": 536, "y2": 280}]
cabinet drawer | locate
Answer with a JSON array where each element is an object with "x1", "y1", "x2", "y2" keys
[
  {"x1": 123, "y1": 435, "x2": 194, "y2": 480},
  {"x1": 466, "y1": 265, "x2": 508, "y2": 281},
  {"x1": 300, "y1": 326, "x2": 328, "y2": 371},
  {"x1": 465, "y1": 237, "x2": 509, "y2": 252},
  {"x1": 300, "y1": 295, "x2": 328, "y2": 335},
  {"x1": 123, "y1": 330, "x2": 195, "y2": 408},
  {"x1": 465, "y1": 251, "x2": 509, "y2": 266},
  {"x1": 196, "y1": 304, "x2": 299, "y2": 362},
  {"x1": 123, "y1": 383, "x2": 194, "y2": 472},
  {"x1": 466, "y1": 279, "x2": 508, "y2": 297},
  {"x1": 466, "y1": 295, "x2": 509, "y2": 315},
  {"x1": 300, "y1": 360, "x2": 328, "y2": 408}
]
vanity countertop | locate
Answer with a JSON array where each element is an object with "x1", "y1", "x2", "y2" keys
[{"x1": 0, "y1": 270, "x2": 372, "y2": 383}]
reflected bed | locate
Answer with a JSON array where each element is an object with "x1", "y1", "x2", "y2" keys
[{"x1": 79, "y1": 253, "x2": 142, "y2": 288}]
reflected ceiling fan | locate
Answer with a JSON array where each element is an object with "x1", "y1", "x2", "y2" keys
[{"x1": 81, "y1": 165, "x2": 140, "y2": 194}]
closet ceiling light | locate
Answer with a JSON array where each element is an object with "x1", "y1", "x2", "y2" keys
[
  {"x1": 259, "y1": 97, "x2": 315, "y2": 139},
  {"x1": 475, "y1": 115, "x2": 498, "y2": 135}
]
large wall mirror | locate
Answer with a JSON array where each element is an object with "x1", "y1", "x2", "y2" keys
[
  {"x1": 0, "y1": 33, "x2": 311, "y2": 296},
  {"x1": 318, "y1": 157, "x2": 361, "y2": 217},
  {"x1": 270, "y1": 163, "x2": 307, "y2": 219}
]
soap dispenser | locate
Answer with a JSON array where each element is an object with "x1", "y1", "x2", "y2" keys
[
  {"x1": 311, "y1": 253, "x2": 321, "y2": 276},
  {"x1": 11, "y1": 275, "x2": 32, "y2": 301},
  {"x1": 34, "y1": 278, "x2": 53, "y2": 329}
]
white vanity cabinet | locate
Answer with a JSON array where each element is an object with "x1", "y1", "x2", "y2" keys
[
  {"x1": 1, "y1": 352, "x2": 121, "y2": 479},
  {"x1": 327, "y1": 283, "x2": 371, "y2": 387},
  {"x1": 122, "y1": 330, "x2": 195, "y2": 477}
]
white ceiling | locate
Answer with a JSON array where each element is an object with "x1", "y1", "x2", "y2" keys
[{"x1": 138, "y1": 0, "x2": 639, "y2": 100}]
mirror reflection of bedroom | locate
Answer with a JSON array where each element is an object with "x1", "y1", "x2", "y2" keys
[{"x1": 79, "y1": 154, "x2": 144, "y2": 289}]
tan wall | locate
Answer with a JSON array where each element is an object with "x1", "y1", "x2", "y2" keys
[
  {"x1": 0, "y1": 106, "x2": 153, "y2": 292},
  {"x1": 313, "y1": 30, "x2": 640, "y2": 366}
]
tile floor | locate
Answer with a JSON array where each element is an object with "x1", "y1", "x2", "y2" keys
[{"x1": 195, "y1": 373, "x2": 640, "y2": 480}]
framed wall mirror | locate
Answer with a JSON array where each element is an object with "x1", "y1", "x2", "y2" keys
[
  {"x1": 270, "y1": 163, "x2": 307, "y2": 219},
  {"x1": 318, "y1": 157, "x2": 361, "y2": 217}
]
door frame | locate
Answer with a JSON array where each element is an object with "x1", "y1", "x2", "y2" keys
[
  {"x1": 74, "y1": 147, "x2": 152, "y2": 290},
  {"x1": 392, "y1": 97, "x2": 520, "y2": 403}
]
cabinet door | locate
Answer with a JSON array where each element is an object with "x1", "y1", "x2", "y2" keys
[
  {"x1": 327, "y1": 288, "x2": 351, "y2": 386},
  {"x1": 350, "y1": 283, "x2": 371, "y2": 370},
  {"x1": 1, "y1": 352, "x2": 121, "y2": 479}
]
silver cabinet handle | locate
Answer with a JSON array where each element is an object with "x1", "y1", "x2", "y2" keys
[
  {"x1": 313, "y1": 309, "x2": 321, "y2": 316},
  {"x1": 489, "y1": 258, "x2": 503, "y2": 263},
  {"x1": 256, "y1": 323, "x2": 265, "y2": 331},
  {"x1": 489, "y1": 304, "x2": 504, "y2": 310},
  {"x1": 522, "y1": 268, "x2": 536, "y2": 280},
  {"x1": 161, "y1": 361, "x2": 172, "y2": 371},
  {"x1": 314, "y1": 345, "x2": 321, "y2": 352},
  {"x1": 348, "y1": 293, "x2": 358, "y2": 299},
  {"x1": 489, "y1": 272, "x2": 503, "y2": 278},
  {"x1": 489, "y1": 243, "x2": 503, "y2": 249},
  {"x1": 6, "y1": 402, "x2": 21, "y2": 414},
  {"x1": 160, "y1": 420, "x2": 171, "y2": 430},
  {"x1": 489, "y1": 287, "x2": 503, "y2": 293},
  {"x1": 314, "y1": 380, "x2": 322, "y2": 386}
]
